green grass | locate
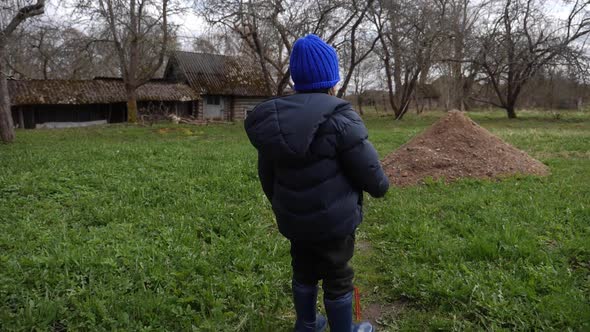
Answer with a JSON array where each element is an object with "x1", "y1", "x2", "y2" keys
[{"x1": 0, "y1": 110, "x2": 588, "y2": 331}]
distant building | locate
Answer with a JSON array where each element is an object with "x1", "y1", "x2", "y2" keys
[
  {"x1": 412, "y1": 84, "x2": 441, "y2": 110},
  {"x1": 164, "y1": 51, "x2": 272, "y2": 121},
  {"x1": 9, "y1": 51, "x2": 272, "y2": 129},
  {"x1": 9, "y1": 78, "x2": 199, "y2": 129},
  {"x1": 349, "y1": 84, "x2": 441, "y2": 112}
]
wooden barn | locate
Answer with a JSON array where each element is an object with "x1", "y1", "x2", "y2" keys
[
  {"x1": 9, "y1": 78, "x2": 199, "y2": 129},
  {"x1": 412, "y1": 84, "x2": 441, "y2": 110},
  {"x1": 352, "y1": 84, "x2": 441, "y2": 112},
  {"x1": 164, "y1": 51, "x2": 271, "y2": 121}
]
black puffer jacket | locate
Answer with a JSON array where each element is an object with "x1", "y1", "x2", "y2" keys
[{"x1": 244, "y1": 93, "x2": 389, "y2": 241}]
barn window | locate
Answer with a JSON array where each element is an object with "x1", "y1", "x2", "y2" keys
[{"x1": 206, "y1": 95, "x2": 220, "y2": 105}]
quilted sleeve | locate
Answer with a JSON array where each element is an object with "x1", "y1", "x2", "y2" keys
[
  {"x1": 335, "y1": 109, "x2": 389, "y2": 198},
  {"x1": 257, "y1": 152, "x2": 275, "y2": 202}
]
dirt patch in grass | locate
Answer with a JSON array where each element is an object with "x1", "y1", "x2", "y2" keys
[
  {"x1": 362, "y1": 296, "x2": 411, "y2": 327},
  {"x1": 382, "y1": 111, "x2": 550, "y2": 186},
  {"x1": 356, "y1": 239, "x2": 372, "y2": 252}
]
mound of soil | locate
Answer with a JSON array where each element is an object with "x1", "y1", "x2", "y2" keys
[{"x1": 382, "y1": 111, "x2": 550, "y2": 186}]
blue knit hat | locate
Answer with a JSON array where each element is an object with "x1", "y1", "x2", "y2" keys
[{"x1": 290, "y1": 34, "x2": 340, "y2": 91}]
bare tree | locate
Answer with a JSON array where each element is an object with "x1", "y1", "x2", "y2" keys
[
  {"x1": 471, "y1": 0, "x2": 590, "y2": 118},
  {"x1": 373, "y1": 0, "x2": 446, "y2": 120},
  {"x1": 6, "y1": 20, "x2": 116, "y2": 80},
  {"x1": 200, "y1": 0, "x2": 373, "y2": 96},
  {"x1": 200, "y1": 0, "x2": 283, "y2": 95},
  {"x1": 350, "y1": 51, "x2": 380, "y2": 114},
  {"x1": 75, "y1": 0, "x2": 177, "y2": 122},
  {"x1": 335, "y1": 0, "x2": 380, "y2": 98},
  {"x1": 0, "y1": 0, "x2": 45, "y2": 143},
  {"x1": 437, "y1": 0, "x2": 488, "y2": 111}
]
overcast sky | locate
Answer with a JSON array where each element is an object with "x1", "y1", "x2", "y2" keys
[
  {"x1": 44, "y1": 0, "x2": 578, "y2": 51},
  {"x1": 46, "y1": 0, "x2": 207, "y2": 49}
]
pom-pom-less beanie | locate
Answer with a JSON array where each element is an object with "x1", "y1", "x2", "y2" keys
[{"x1": 290, "y1": 34, "x2": 340, "y2": 91}]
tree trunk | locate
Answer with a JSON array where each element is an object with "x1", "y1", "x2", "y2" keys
[
  {"x1": 377, "y1": 31, "x2": 399, "y2": 118},
  {"x1": 395, "y1": 97, "x2": 411, "y2": 120},
  {"x1": 358, "y1": 94, "x2": 364, "y2": 115},
  {"x1": 276, "y1": 69, "x2": 290, "y2": 96},
  {"x1": 126, "y1": 89, "x2": 138, "y2": 123},
  {"x1": 0, "y1": 42, "x2": 15, "y2": 143},
  {"x1": 452, "y1": 74, "x2": 463, "y2": 110},
  {"x1": 461, "y1": 76, "x2": 474, "y2": 111},
  {"x1": 506, "y1": 106, "x2": 517, "y2": 119},
  {"x1": 451, "y1": 17, "x2": 465, "y2": 110},
  {"x1": 381, "y1": 48, "x2": 398, "y2": 117}
]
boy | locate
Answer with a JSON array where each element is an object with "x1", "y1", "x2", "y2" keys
[{"x1": 244, "y1": 34, "x2": 389, "y2": 332}]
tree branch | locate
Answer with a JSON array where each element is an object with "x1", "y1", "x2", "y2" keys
[{"x1": 2, "y1": 0, "x2": 46, "y2": 36}]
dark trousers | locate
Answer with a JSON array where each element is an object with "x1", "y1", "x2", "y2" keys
[{"x1": 290, "y1": 233, "x2": 355, "y2": 300}]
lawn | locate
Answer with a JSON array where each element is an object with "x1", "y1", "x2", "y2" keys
[{"x1": 0, "y1": 110, "x2": 588, "y2": 331}]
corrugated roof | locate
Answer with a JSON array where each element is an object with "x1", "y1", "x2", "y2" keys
[
  {"x1": 8, "y1": 79, "x2": 200, "y2": 106},
  {"x1": 168, "y1": 51, "x2": 270, "y2": 97}
]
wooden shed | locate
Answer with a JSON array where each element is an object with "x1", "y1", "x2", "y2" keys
[
  {"x1": 9, "y1": 78, "x2": 200, "y2": 129},
  {"x1": 413, "y1": 84, "x2": 441, "y2": 110},
  {"x1": 164, "y1": 51, "x2": 271, "y2": 121}
]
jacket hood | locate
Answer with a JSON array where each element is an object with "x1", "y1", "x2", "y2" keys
[{"x1": 245, "y1": 93, "x2": 351, "y2": 160}]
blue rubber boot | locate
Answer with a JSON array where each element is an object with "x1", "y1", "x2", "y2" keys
[
  {"x1": 324, "y1": 292, "x2": 374, "y2": 332},
  {"x1": 292, "y1": 280, "x2": 327, "y2": 332}
]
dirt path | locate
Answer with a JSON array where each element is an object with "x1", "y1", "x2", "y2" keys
[{"x1": 363, "y1": 298, "x2": 411, "y2": 328}]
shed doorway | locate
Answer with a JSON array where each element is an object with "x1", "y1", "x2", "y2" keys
[{"x1": 204, "y1": 95, "x2": 225, "y2": 119}]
